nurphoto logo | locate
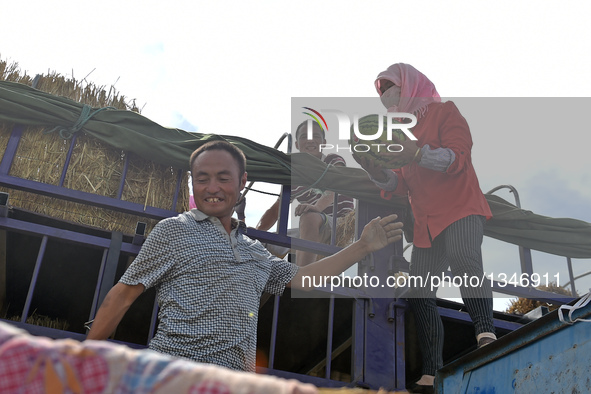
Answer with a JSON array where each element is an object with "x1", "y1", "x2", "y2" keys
[{"x1": 301, "y1": 107, "x2": 418, "y2": 154}]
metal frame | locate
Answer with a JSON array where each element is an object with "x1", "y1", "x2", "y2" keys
[
  {"x1": 486, "y1": 185, "x2": 578, "y2": 300},
  {"x1": 0, "y1": 124, "x2": 184, "y2": 220}
]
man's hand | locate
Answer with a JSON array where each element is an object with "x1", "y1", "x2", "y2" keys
[
  {"x1": 358, "y1": 214, "x2": 403, "y2": 253},
  {"x1": 289, "y1": 213, "x2": 404, "y2": 290}
]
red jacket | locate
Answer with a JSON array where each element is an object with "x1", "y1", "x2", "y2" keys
[{"x1": 383, "y1": 101, "x2": 492, "y2": 248}]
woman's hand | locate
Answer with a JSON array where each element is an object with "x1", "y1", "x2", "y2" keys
[{"x1": 386, "y1": 134, "x2": 422, "y2": 164}]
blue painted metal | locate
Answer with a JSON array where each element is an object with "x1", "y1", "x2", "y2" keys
[
  {"x1": 247, "y1": 227, "x2": 342, "y2": 256},
  {"x1": 355, "y1": 198, "x2": 406, "y2": 390},
  {"x1": 0, "y1": 216, "x2": 141, "y2": 254},
  {"x1": 437, "y1": 306, "x2": 523, "y2": 332},
  {"x1": 393, "y1": 301, "x2": 406, "y2": 388},
  {"x1": 88, "y1": 249, "x2": 109, "y2": 325},
  {"x1": 21, "y1": 236, "x2": 48, "y2": 323},
  {"x1": 0, "y1": 320, "x2": 148, "y2": 349},
  {"x1": 352, "y1": 297, "x2": 366, "y2": 384},
  {"x1": 0, "y1": 173, "x2": 178, "y2": 219},
  {"x1": 1, "y1": 320, "x2": 89, "y2": 342},
  {"x1": 488, "y1": 280, "x2": 575, "y2": 305},
  {"x1": 95, "y1": 231, "x2": 123, "y2": 309},
  {"x1": 0, "y1": 118, "x2": 180, "y2": 218},
  {"x1": 277, "y1": 185, "x2": 291, "y2": 236},
  {"x1": 436, "y1": 296, "x2": 591, "y2": 393},
  {"x1": 268, "y1": 295, "x2": 281, "y2": 369},
  {"x1": 325, "y1": 295, "x2": 335, "y2": 379},
  {"x1": 256, "y1": 367, "x2": 349, "y2": 388},
  {"x1": 0, "y1": 124, "x2": 24, "y2": 175},
  {"x1": 330, "y1": 192, "x2": 338, "y2": 245}
]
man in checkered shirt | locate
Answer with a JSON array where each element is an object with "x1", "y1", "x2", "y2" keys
[{"x1": 87, "y1": 140, "x2": 403, "y2": 372}]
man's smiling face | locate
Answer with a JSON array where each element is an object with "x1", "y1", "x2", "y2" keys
[{"x1": 191, "y1": 149, "x2": 247, "y2": 224}]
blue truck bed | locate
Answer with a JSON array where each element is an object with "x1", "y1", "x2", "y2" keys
[{"x1": 436, "y1": 294, "x2": 591, "y2": 393}]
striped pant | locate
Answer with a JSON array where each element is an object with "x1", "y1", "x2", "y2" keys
[{"x1": 407, "y1": 215, "x2": 494, "y2": 375}]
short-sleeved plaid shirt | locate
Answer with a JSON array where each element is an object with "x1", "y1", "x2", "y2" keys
[{"x1": 119, "y1": 209, "x2": 298, "y2": 372}]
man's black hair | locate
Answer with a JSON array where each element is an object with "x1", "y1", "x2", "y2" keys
[{"x1": 189, "y1": 140, "x2": 247, "y2": 176}]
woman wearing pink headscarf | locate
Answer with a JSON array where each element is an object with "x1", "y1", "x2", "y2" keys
[{"x1": 360, "y1": 63, "x2": 495, "y2": 393}]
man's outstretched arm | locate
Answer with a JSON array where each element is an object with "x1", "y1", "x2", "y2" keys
[
  {"x1": 86, "y1": 282, "x2": 145, "y2": 340},
  {"x1": 289, "y1": 214, "x2": 403, "y2": 289}
]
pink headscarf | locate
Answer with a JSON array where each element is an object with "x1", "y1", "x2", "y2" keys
[{"x1": 375, "y1": 63, "x2": 441, "y2": 117}]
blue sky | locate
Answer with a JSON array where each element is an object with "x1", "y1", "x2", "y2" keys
[{"x1": 2, "y1": 0, "x2": 591, "y2": 310}]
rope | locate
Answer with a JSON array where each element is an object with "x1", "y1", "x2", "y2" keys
[
  {"x1": 243, "y1": 186, "x2": 280, "y2": 197},
  {"x1": 44, "y1": 104, "x2": 115, "y2": 139},
  {"x1": 558, "y1": 290, "x2": 591, "y2": 324},
  {"x1": 291, "y1": 163, "x2": 333, "y2": 199}
]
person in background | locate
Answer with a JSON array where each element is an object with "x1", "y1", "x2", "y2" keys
[
  {"x1": 357, "y1": 63, "x2": 495, "y2": 394},
  {"x1": 257, "y1": 121, "x2": 354, "y2": 266}
]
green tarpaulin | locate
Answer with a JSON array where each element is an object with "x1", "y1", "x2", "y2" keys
[{"x1": 1, "y1": 80, "x2": 591, "y2": 258}]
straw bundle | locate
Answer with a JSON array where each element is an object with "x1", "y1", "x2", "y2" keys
[
  {"x1": 335, "y1": 210, "x2": 356, "y2": 248},
  {"x1": 5, "y1": 311, "x2": 70, "y2": 331},
  {"x1": 506, "y1": 282, "x2": 575, "y2": 314},
  {"x1": 0, "y1": 58, "x2": 138, "y2": 110},
  {"x1": 0, "y1": 122, "x2": 10, "y2": 166},
  {"x1": 0, "y1": 310, "x2": 70, "y2": 331},
  {"x1": 0, "y1": 59, "x2": 33, "y2": 85},
  {"x1": 0, "y1": 58, "x2": 189, "y2": 235}
]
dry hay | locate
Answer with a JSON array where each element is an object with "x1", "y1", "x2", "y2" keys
[
  {"x1": 0, "y1": 58, "x2": 139, "y2": 111},
  {"x1": 9, "y1": 125, "x2": 69, "y2": 185},
  {"x1": 506, "y1": 282, "x2": 576, "y2": 315},
  {"x1": 0, "y1": 58, "x2": 189, "y2": 235},
  {"x1": 335, "y1": 209, "x2": 356, "y2": 248},
  {"x1": 0, "y1": 59, "x2": 33, "y2": 85},
  {"x1": 5, "y1": 311, "x2": 70, "y2": 331},
  {"x1": 120, "y1": 152, "x2": 185, "y2": 211},
  {"x1": 0, "y1": 122, "x2": 10, "y2": 166}
]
